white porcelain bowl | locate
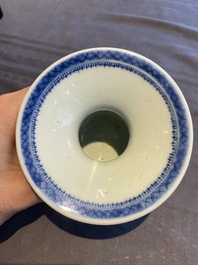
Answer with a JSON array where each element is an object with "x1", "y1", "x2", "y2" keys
[{"x1": 16, "y1": 48, "x2": 193, "y2": 225}]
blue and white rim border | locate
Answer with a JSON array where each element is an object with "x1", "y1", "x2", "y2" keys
[{"x1": 17, "y1": 48, "x2": 193, "y2": 224}]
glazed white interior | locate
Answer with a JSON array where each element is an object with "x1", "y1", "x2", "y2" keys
[{"x1": 35, "y1": 65, "x2": 173, "y2": 204}]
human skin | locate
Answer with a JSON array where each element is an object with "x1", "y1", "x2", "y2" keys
[{"x1": 0, "y1": 87, "x2": 41, "y2": 226}]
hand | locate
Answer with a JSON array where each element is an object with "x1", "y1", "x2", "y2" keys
[{"x1": 0, "y1": 88, "x2": 41, "y2": 226}]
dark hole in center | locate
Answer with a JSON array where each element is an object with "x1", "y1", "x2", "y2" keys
[{"x1": 79, "y1": 110, "x2": 130, "y2": 161}]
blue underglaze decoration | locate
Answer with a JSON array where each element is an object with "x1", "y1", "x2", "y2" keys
[{"x1": 20, "y1": 49, "x2": 190, "y2": 219}]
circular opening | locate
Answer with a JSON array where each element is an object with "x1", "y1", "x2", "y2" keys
[{"x1": 79, "y1": 110, "x2": 130, "y2": 162}]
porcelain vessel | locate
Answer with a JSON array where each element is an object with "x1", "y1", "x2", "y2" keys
[{"x1": 16, "y1": 48, "x2": 193, "y2": 225}]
